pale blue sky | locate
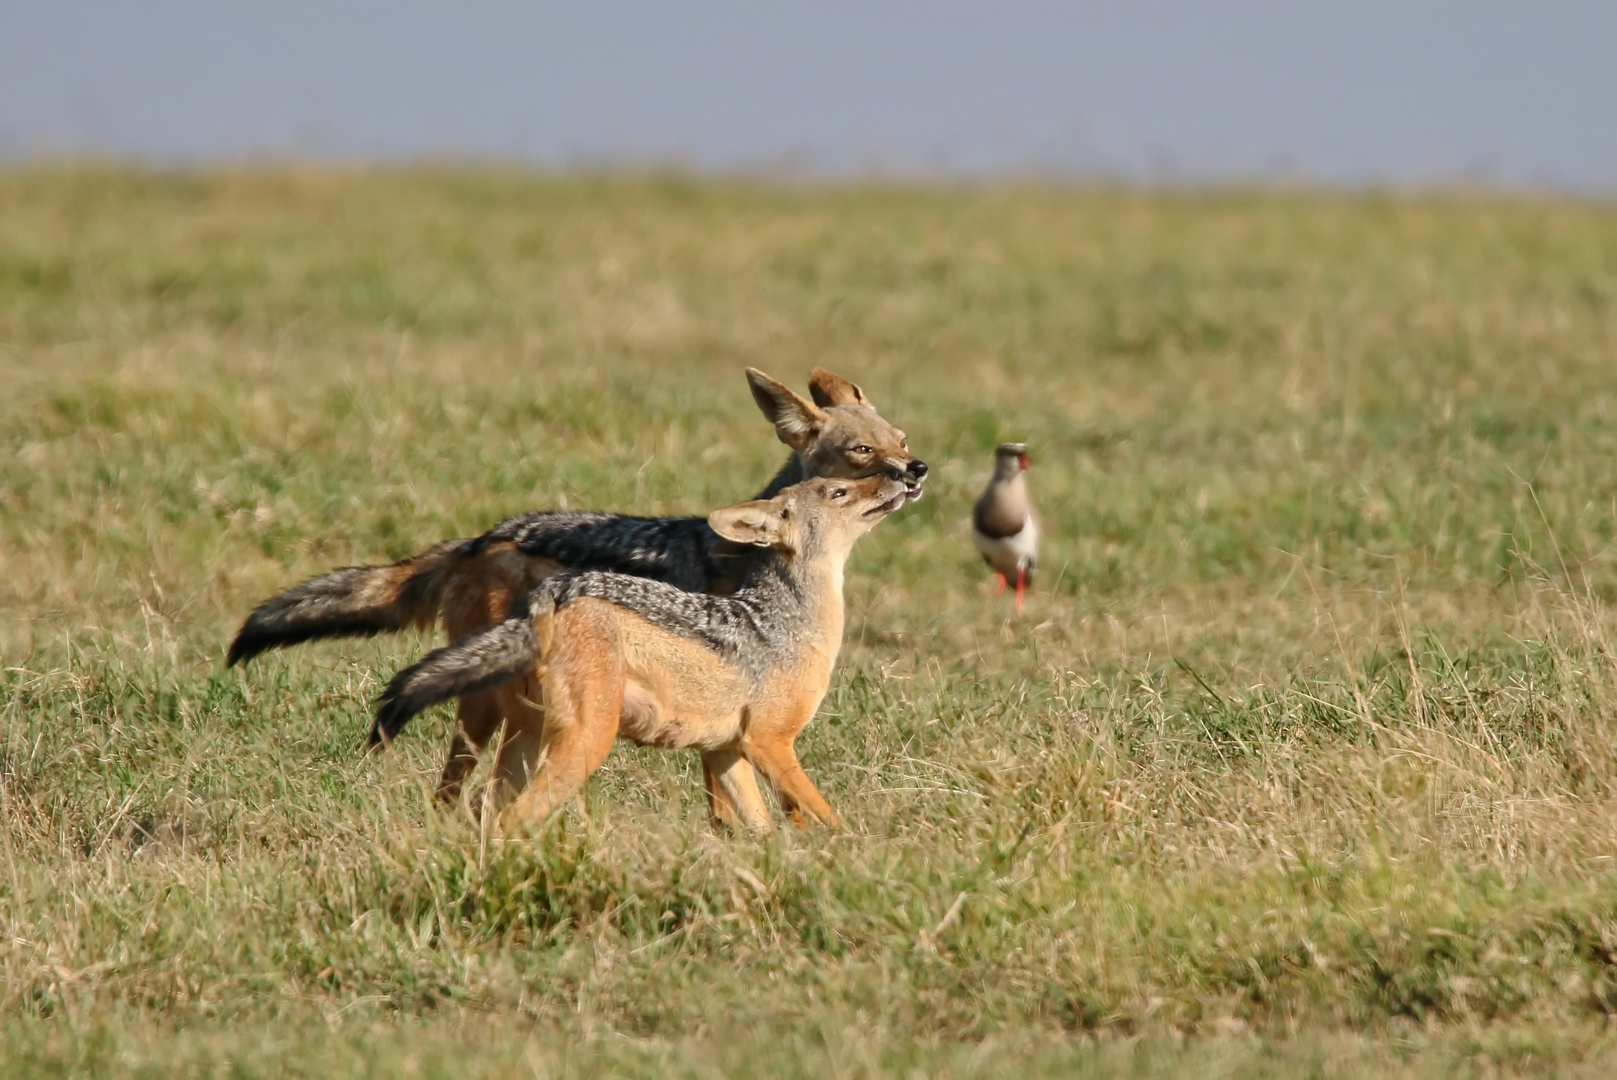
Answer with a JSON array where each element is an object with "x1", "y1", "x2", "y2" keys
[{"x1": 3, "y1": 1, "x2": 1613, "y2": 188}]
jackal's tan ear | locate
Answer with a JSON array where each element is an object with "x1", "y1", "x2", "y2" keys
[
  {"x1": 807, "y1": 368, "x2": 871, "y2": 408},
  {"x1": 746, "y1": 368, "x2": 827, "y2": 450},
  {"x1": 709, "y1": 497, "x2": 790, "y2": 548}
]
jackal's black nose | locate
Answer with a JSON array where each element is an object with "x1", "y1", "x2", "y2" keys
[{"x1": 907, "y1": 459, "x2": 929, "y2": 481}]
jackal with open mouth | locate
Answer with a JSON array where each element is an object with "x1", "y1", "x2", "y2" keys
[
  {"x1": 373, "y1": 474, "x2": 911, "y2": 831},
  {"x1": 227, "y1": 368, "x2": 926, "y2": 820}
]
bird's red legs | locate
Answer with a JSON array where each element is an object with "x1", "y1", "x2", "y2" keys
[
  {"x1": 995, "y1": 572, "x2": 1007, "y2": 596},
  {"x1": 1015, "y1": 568, "x2": 1026, "y2": 616}
]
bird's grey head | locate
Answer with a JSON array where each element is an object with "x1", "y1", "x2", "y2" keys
[{"x1": 993, "y1": 442, "x2": 1030, "y2": 479}]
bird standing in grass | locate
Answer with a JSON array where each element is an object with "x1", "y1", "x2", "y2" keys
[{"x1": 972, "y1": 442, "x2": 1039, "y2": 615}]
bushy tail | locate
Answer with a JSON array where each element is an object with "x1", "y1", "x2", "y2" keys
[
  {"x1": 370, "y1": 593, "x2": 556, "y2": 748},
  {"x1": 226, "y1": 541, "x2": 466, "y2": 667}
]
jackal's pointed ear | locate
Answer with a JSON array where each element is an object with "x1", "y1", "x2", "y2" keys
[
  {"x1": 709, "y1": 497, "x2": 790, "y2": 549},
  {"x1": 746, "y1": 367, "x2": 827, "y2": 451},
  {"x1": 807, "y1": 368, "x2": 871, "y2": 408}
]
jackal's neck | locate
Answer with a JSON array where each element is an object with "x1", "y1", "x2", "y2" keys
[
  {"x1": 753, "y1": 454, "x2": 808, "y2": 500},
  {"x1": 803, "y1": 551, "x2": 848, "y2": 658},
  {"x1": 740, "y1": 543, "x2": 849, "y2": 655}
]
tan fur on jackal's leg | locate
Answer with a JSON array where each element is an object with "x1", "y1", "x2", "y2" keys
[
  {"x1": 744, "y1": 732, "x2": 840, "y2": 828},
  {"x1": 702, "y1": 758, "x2": 735, "y2": 826},
  {"x1": 702, "y1": 749, "x2": 772, "y2": 831},
  {"x1": 483, "y1": 677, "x2": 547, "y2": 815},
  {"x1": 502, "y1": 645, "x2": 622, "y2": 830}
]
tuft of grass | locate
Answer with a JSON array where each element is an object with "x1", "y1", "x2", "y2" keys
[{"x1": 4, "y1": 165, "x2": 1617, "y2": 1075}]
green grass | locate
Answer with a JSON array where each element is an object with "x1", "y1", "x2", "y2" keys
[{"x1": 4, "y1": 165, "x2": 1617, "y2": 1076}]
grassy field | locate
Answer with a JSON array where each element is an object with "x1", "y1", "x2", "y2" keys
[{"x1": 3, "y1": 166, "x2": 1617, "y2": 1077}]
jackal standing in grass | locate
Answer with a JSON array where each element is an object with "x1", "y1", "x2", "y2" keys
[
  {"x1": 373, "y1": 475, "x2": 912, "y2": 830},
  {"x1": 228, "y1": 368, "x2": 927, "y2": 819}
]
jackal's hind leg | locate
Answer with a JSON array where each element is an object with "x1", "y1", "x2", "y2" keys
[
  {"x1": 436, "y1": 688, "x2": 505, "y2": 805},
  {"x1": 701, "y1": 748, "x2": 771, "y2": 831},
  {"x1": 501, "y1": 716, "x2": 617, "y2": 832},
  {"x1": 439, "y1": 552, "x2": 532, "y2": 805},
  {"x1": 484, "y1": 680, "x2": 547, "y2": 816},
  {"x1": 500, "y1": 660, "x2": 621, "y2": 832}
]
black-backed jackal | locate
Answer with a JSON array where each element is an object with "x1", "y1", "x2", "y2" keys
[
  {"x1": 227, "y1": 368, "x2": 926, "y2": 819},
  {"x1": 374, "y1": 475, "x2": 911, "y2": 831}
]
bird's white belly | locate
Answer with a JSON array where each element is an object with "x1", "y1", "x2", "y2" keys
[{"x1": 973, "y1": 518, "x2": 1039, "y2": 573}]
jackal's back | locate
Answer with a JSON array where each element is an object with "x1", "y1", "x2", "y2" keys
[
  {"x1": 466, "y1": 510, "x2": 728, "y2": 591},
  {"x1": 532, "y1": 557, "x2": 808, "y2": 689}
]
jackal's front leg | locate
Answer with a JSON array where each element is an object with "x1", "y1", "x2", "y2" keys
[
  {"x1": 744, "y1": 736, "x2": 840, "y2": 828},
  {"x1": 701, "y1": 748, "x2": 771, "y2": 831}
]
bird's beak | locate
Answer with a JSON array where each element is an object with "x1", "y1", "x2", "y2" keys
[{"x1": 1018, "y1": 452, "x2": 1031, "y2": 470}]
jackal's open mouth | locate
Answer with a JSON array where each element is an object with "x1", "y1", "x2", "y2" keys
[{"x1": 866, "y1": 489, "x2": 910, "y2": 517}]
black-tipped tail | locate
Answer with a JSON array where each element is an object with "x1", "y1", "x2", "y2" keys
[
  {"x1": 370, "y1": 595, "x2": 551, "y2": 748},
  {"x1": 227, "y1": 542, "x2": 463, "y2": 667}
]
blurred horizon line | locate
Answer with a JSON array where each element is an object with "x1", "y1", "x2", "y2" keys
[{"x1": 5, "y1": 151, "x2": 1613, "y2": 202}]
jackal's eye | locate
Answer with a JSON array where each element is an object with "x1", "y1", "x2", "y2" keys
[
  {"x1": 830, "y1": 487, "x2": 848, "y2": 500},
  {"x1": 851, "y1": 445, "x2": 874, "y2": 456}
]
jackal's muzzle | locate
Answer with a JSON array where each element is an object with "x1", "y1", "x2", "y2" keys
[
  {"x1": 856, "y1": 476, "x2": 913, "y2": 520},
  {"x1": 890, "y1": 458, "x2": 928, "y2": 502}
]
